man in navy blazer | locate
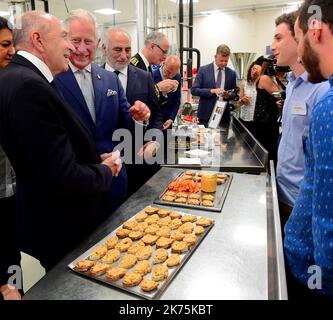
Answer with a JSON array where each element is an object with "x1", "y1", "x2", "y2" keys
[
  {"x1": 191, "y1": 44, "x2": 237, "y2": 126},
  {"x1": 55, "y1": 10, "x2": 150, "y2": 211},
  {"x1": 152, "y1": 55, "x2": 182, "y2": 129},
  {"x1": 102, "y1": 26, "x2": 165, "y2": 196}
]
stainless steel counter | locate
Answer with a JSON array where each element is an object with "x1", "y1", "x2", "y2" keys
[
  {"x1": 164, "y1": 116, "x2": 268, "y2": 173},
  {"x1": 23, "y1": 167, "x2": 286, "y2": 300}
]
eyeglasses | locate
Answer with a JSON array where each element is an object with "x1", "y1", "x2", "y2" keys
[{"x1": 153, "y1": 43, "x2": 168, "y2": 55}]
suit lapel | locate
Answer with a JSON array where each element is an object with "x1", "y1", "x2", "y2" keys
[
  {"x1": 209, "y1": 63, "x2": 216, "y2": 88},
  {"x1": 126, "y1": 65, "x2": 137, "y2": 102}
]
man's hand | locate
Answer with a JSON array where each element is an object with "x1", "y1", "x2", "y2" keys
[
  {"x1": 211, "y1": 88, "x2": 222, "y2": 95},
  {"x1": 276, "y1": 99, "x2": 284, "y2": 109},
  {"x1": 0, "y1": 284, "x2": 21, "y2": 300},
  {"x1": 130, "y1": 100, "x2": 151, "y2": 122},
  {"x1": 101, "y1": 150, "x2": 122, "y2": 177},
  {"x1": 163, "y1": 119, "x2": 173, "y2": 129},
  {"x1": 221, "y1": 90, "x2": 231, "y2": 100},
  {"x1": 137, "y1": 141, "x2": 160, "y2": 160},
  {"x1": 157, "y1": 79, "x2": 179, "y2": 94}
]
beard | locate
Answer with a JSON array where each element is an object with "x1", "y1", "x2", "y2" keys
[{"x1": 302, "y1": 36, "x2": 327, "y2": 83}]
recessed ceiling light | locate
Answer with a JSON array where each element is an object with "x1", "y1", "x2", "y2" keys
[
  {"x1": 0, "y1": 11, "x2": 9, "y2": 17},
  {"x1": 94, "y1": 8, "x2": 121, "y2": 15}
]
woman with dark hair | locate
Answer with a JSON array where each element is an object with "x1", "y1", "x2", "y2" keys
[
  {"x1": 253, "y1": 57, "x2": 281, "y2": 163},
  {"x1": 0, "y1": 16, "x2": 20, "y2": 300}
]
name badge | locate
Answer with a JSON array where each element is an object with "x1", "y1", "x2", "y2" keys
[{"x1": 292, "y1": 101, "x2": 307, "y2": 116}]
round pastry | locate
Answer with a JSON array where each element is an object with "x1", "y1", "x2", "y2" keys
[
  {"x1": 170, "y1": 230, "x2": 185, "y2": 241},
  {"x1": 169, "y1": 211, "x2": 182, "y2": 219},
  {"x1": 166, "y1": 254, "x2": 181, "y2": 267},
  {"x1": 183, "y1": 234, "x2": 197, "y2": 247},
  {"x1": 135, "y1": 212, "x2": 148, "y2": 222},
  {"x1": 196, "y1": 217, "x2": 214, "y2": 227},
  {"x1": 106, "y1": 267, "x2": 127, "y2": 281},
  {"x1": 140, "y1": 278, "x2": 159, "y2": 292},
  {"x1": 142, "y1": 234, "x2": 159, "y2": 245},
  {"x1": 75, "y1": 259, "x2": 94, "y2": 272},
  {"x1": 119, "y1": 254, "x2": 138, "y2": 269},
  {"x1": 169, "y1": 218, "x2": 182, "y2": 230},
  {"x1": 178, "y1": 222, "x2": 194, "y2": 234},
  {"x1": 217, "y1": 178, "x2": 224, "y2": 185},
  {"x1": 182, "y1": 175, "x2": 193, "y2": 180},
  {"x1": 89, "y1": 245, "x2": 107, "y2": 261},
  {"x1": 193, "y1": 176, "x2": 201, "y2": 182},
  {"x1": 195, "y1": 225, "x2": 205, "y2": 235},
  {"x1": 90, "y1": 262, "x2": 109, "y2": 276},
  {"x1": 189, "y1": 193, "x2": 200, "y2": 200},
  {"x1": 185, "y1": 170, "x2": 194, "y2": 176},
  {"x1": 176, "y1": 192, "x2": 188, "y2": 198},
  {"x1": 115, "y1": 237, "x2": 133, "y2": 252},
  {"x1": 145, "y1": 214, "x2": 159, "y2": 225},
  {"x1": 144, "y1": 224, "x2": 160, "y2": 235},
  {"x1": 153, "y1": 248, "x2": 169, "y2": 264},
  {"x1": 132, "y1": 222, "x2": 148, "y2": 232},
  {"x1": 133, "y1": 260, "x2": 151, "y2": 276},
  {"x1": 157, "y1": 209, "x2": 171, "y2": 217},
  {"x1": 171, "y1": 241, "x2": 189, "y2": 254},
  {"x1": 175, "y1": 197, "x2": 187, "y2": 204},
  {"x1": 156, "y1": 226, "x2": 171, "y2": 238},
  {"x1": 105, "y1": 236, "x2": 118, "y2": 249},
  {"x1": 128, "y1": 230, "x2": 144, "y2": 241},
  {"x1": 145, "y1": 207, "x2": 159, "y2": 215},
  {"x1": 217, "y1": 173, "x2": 228, "y2": 180},
  {"x1": 101, "y1": 249, "x2": 121, "y2": 264},
  {"x1": 164, "y1": 190, "x2": 176, "y2": 197},
  {"x1": 202, "y1": 200, "x2": 214, "y2": 207},
  {"x1": 202, "y1": 194, "x2": 215, "y2": 201},
  {"x1": 123, "y1": 220, "x2": 138, "y2": 230},
  {"x1": 152, "y1": 265, "x2": 169, "y2": 281},
  {"x1": 157, "y1": 216, "x2": 171, "y2": 227},
  {"x1": 156, "y1": 236, "x2": 174, "y2": 249},
  {"x1": 127, "y1": 241, "x2": 145, "y2": 255},
  {"x1": 181, "y1": 215, "x2": 197, "y2": 223},
  {"x1": 136, "y1": 245, "x2": 153, "y2": 261},
  {"x1": 161, "y1": 195, "x2": 175, "y2": 202},
  {"x1": 116, "y1": 228, "x2": 131, "y2": 239},
  {"x1": 122, "y1": 272, "x2": 142, "y2": 287},
  {"x1": 187, "y1": 199, "x2": 200, "y2": 206}
]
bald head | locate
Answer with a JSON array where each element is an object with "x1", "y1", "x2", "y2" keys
[
  {"x1": 13, "y1": 10, "x2": 73, "y2": 77},
  {"x1": 162, "y1": 55, "x2": 181, "y2": 79}
]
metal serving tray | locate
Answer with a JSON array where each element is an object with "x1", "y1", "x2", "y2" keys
[
  {"x1": 68, "y1": 205, "x2": 214, "y2": 300},
  {"x1": 154, "y1": 170, "x2": 233, "y2": 212}
]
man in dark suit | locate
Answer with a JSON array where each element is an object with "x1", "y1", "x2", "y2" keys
[
  {"x1": 55, "y1": 10, "x2": 151, "y2": 209},
  {"x1": 152, "y1": 55, "x2": 182, "y2": 129},
  {"x1": 102, "y1": 26, "x2": 164, "y2": 196},
  {"x1": 130, "y1": 31, "x2": 179, "y2": 103},
  {"x1": 0, "y1": 11, "x2": 122, "y2": 272},
  {"x1": 191, "y1": 44, "x2": 237, "y2": 126}
]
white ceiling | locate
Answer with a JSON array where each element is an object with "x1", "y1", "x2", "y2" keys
[{"x1": 0, "y1": 0, "x2": 303, "y2": 24}]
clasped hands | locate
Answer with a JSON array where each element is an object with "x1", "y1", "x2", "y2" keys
[
  {"x1": 157, "y1": 79, "x2": 179, "y2": 94},
  {"x1": 211, "y1": 88, "x2": 231, "y2": 99}
]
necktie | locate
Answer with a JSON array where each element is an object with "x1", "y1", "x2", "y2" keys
[
  {"x1": 114, "y1": 70, "x2": 120, "y2": 76},
  {"x1": 79, "y1": 69, "x2": 96, "y2": 123},
  {"x1": 216, "y1": 67, "x2": 222, "y2": 89}
]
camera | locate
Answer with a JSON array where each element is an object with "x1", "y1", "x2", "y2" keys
[
  {"x1": 272, "y1": 90, "x2": 286, "y2": 100},
  {"x1": 262, "y1": 57, "x2": 291, "y2": 77}
]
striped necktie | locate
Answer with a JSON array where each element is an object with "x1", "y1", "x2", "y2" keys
[{"x1": 78, "y1": 69, "x2": 96, "y2": 123}]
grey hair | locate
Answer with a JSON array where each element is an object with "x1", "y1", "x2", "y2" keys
[
  {"x1": 13, "y1": 10, "x2": 54, "y2": 48},
  {"x1": 103, "y1": 26, "x2": 131, "y2": 50},
  {"x1": 144, "y1": 31, "x2": 166, "y2": 47},
  {"x1": 64, "y1": 8, "x2": 99, "y2": 39}
]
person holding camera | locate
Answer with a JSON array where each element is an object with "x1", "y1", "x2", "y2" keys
[{"x1": 271, "y1": 11, "x2": 329, "y2": 229}]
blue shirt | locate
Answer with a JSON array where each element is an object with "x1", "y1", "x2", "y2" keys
[
  {"x1": 277, "y1": 72, "x2": 329, "y2": 207},
  {"x1": 284, "y1": 74, "x2": 333, "y2": 298}
]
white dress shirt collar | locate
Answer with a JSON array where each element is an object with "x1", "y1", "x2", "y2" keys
[
  {"x1": 139, "y1": 52, "x2": 150, "y2": 71},
  {"x1": 17, "y1": 50, "x2": 54, "y2": 83},
  {"x1": 105, "y1": 62, "x2": 128, "y2": 77},
  {"x1": 69, "y1": 61, "x2": 92, "y2": 74}
]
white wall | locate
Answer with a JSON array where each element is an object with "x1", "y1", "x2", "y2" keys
[{"x1": 192, "y1": 9, "x2": 282, "y2": 67}]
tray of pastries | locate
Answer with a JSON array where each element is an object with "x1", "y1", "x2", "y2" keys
[
  {"x1": 154, "y1": 170, "x2": 232, "y2": 212},
  {"x1": 68, "y1": 205, "x2": 214, "y2": 300}
]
